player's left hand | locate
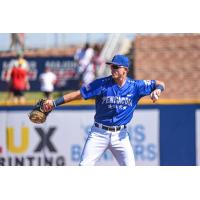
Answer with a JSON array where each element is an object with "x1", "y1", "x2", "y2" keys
[
  {"x1": 150, "y1": 89, "x2": 161, "y2": 103},
  {"x1": 28, "y1": 99, "x2": 52, "y2": 124},
  {"x1": 42, "y1": 99, "x2": 54, "y2": 112}
]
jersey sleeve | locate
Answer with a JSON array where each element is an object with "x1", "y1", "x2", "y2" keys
[
  {"x1": 80, "y1": 78, "x2": 102, "y2": 100},
  {"x1": 136, "y1": 80, "x2": 156, "y2": 97}
]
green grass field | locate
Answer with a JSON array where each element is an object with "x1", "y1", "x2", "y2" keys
[
  {"x1": 0, "y1": 91, "x2": 72, "y2": 104},
  {"x1": 0, "y1": 91, "x2": 96, "y2": 105}
]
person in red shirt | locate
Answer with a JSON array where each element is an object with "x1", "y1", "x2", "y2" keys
[{"x1": 10, "y1": 63, "x2": 30, "y2": 104}]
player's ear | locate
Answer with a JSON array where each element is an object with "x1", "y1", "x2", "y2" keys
[{"x1": 123, "y1": 68, "x2": 128, "y2": 76}]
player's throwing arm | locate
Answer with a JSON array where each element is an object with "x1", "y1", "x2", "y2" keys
[{"x1": 150, "y1": 80, "x2": 165, "y2": 103}]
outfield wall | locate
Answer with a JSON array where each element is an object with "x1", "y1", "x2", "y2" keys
[
  {"x1": 0, "y1": 56, "x2": 80, "y2": 91},
  {"x1": 0, "y1": 104, "x2": 199, "y2": 166}
]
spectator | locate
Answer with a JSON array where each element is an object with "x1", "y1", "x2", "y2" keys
[
  {"x1": 92, "y1": 44, "x2": 105, "y2": 78},
  {"x1": 39, "y1": 67, "x2": 57, "y2": 99},
  {"x1": 74, "y1": 43, "x2": 89, "y2": 63},
  {"x1": 74, "y1": 43, "x2": 95, "y2": 86},
  {"x1": 17, "y1": 51, "x2": 29, "y2": 71},
  {"x1": 9, "y1": 60, "x2": 30, "y2": 104},
  {"x1": 6, "y1": 52, "x2": 29, "y2": 102},
  {"x1": 9, "y1": 33, "x2": 25, "y2": 52}
]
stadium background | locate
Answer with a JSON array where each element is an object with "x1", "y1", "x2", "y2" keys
[{"x1": 0, "y1": 33, "x2": 199, "y2": 166}]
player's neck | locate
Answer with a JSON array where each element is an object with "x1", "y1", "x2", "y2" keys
[{"x1": 114, "y1": 77, "x2": 127, "y2": 87}]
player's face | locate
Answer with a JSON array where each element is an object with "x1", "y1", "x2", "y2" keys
[{"x1": 110, "y1": 65, "x2": 128, "y2": 79}]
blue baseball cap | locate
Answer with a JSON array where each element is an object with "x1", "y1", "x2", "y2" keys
[{"x1": 106, "y1": 55, "x2": 129, "y2": 68}]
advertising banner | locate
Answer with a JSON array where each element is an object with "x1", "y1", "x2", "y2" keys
[
  {"x1": 0, "y1": 56, "x2": 79, "y2": 91},
  {"x1": 0, "y1": 109, "x2": 159, "y2": 166}
]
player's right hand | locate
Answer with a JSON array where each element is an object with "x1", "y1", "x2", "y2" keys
[
  {"x1": 150, "y1": 89, "x2": 161, "y2": 103},
  {"x1": 42, "y1": 99, "x2": 54, "y2": 112}
]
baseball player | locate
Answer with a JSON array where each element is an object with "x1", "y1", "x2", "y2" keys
[{"x1": 42, "y1": 55, "x2": 165, "y2": 166}]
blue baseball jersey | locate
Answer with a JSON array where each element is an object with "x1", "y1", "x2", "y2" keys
[{"x1": 80, "y1": 75, "x2": 156, "y2": 126}]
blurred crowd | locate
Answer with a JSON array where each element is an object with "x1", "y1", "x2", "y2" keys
[
  {"x1": 3, "y1": 41, "x2": 105, "y2": 104},
  {"x1": 1, "y1": 33, "x2": 136, "y2": 104},
  {"x1": 74, "y1": 43, "x2": 104, "y2": 86}
]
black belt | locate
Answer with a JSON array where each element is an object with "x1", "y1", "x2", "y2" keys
[{"x1": 94, "y1": 122, "x2": 126, "y2": 132}]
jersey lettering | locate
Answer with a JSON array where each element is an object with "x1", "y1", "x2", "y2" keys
[
  {"x1": 102, "y1": 96, "x2": 132, "y2": 106},
  {"x1": 143, "y1": 80, "x2": 151, "y2": 86}
]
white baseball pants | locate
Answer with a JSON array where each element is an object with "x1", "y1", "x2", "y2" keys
[{"x1": 79, "y1": 125, "x2": 135, "y2": 166}]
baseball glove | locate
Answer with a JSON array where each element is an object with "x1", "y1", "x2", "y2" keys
[{"x1": 28, "y1": 99, "x2": 51, "y2": 124}]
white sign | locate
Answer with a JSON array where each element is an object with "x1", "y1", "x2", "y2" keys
[
  {"x1": 0, "y1": 109, "x2": 159, "y2": 166},
  {"x1": 129, "y1": 109, "x2": 160, "y2": 166}
]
